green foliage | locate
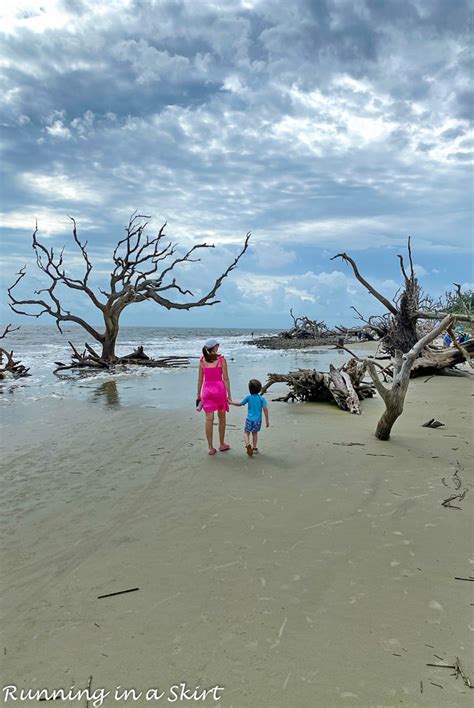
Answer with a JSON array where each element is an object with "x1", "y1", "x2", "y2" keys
[{"x1": 443, "y1": 289, "x2": 474, "y2": 316}]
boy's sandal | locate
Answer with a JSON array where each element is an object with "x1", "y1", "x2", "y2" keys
[
  {"x1": 219, "y1": 444, "x2": 231, "y2": 452},
  {"x1": 246, "y1": 444, "x2": 253, "y2": 457},
  {"x1": 208, "y1": 448, "x2": 217, "y2": 456},
  {"x1": 253, "y1": 448, "x2": 259, "y2": 454}
]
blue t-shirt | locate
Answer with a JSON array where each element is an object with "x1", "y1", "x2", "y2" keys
[{"x1": 241, "y1": 394, "x2": 267, "y2": 422}]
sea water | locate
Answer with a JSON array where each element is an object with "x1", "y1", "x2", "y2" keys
[{"x1": 0, "y1": 325, "x2": 373, "y2": 410}]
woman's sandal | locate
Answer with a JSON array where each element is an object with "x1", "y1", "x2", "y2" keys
[
  {"x1": 219, "y1": 444, "x2": 231, "y2": 452},
  {"x1": 208, "y1": 448, "x2": 217, "y2": 456}
]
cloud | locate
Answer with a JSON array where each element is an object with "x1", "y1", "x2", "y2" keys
[{"x1": 0, "y1": 0, "x2": 472, "y2": 326}]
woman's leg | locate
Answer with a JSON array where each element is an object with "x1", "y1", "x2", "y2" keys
[
  {"x1": 217, "y1": 410, "x2": 227, "y2": 447},
  {"x1": 205, "y1": 412, "x2": 215, "y2": 450}
]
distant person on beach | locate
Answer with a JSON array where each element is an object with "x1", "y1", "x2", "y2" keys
[
  {"x1": 443, "y1": 333, "x2": 452, "y2": 347},
  {"x1": 196, "y1": 338, "x2": 231, "y2": 456},
  {"x1": 230, "y1": 379, "x2": 269, "y2": 457}
]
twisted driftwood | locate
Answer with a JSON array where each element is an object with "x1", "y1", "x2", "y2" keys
[
  {"x1": 410, "y1": 338, "x2": 474, "y2": 377},
  {"x1": 262, "y1": 358, "x2": 375, "y2": 414},
  {"x1": 54, "y1": 342, "x2": 190, "y2": 373},
  {"x1": 366, "y1": 315, "x2": 454, "y2": 439},
  {"x1": 0, "y1": 324, "x2": 30, "y2": 379}
]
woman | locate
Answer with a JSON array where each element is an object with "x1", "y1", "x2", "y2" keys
[{"x1": 197, "y1": 338, "x2": 231, "y2": 455}]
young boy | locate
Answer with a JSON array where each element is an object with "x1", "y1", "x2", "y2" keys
[{"x1": 230, "y1": 379, "x2": 269, "y2": 456}]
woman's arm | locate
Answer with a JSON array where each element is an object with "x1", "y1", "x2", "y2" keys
[
  {"x1": 221, "y1": 357, "x2": 231, "y2": 400},
  {"x1": 197, "y1": 362, "x2": 203, "y2": 398}
]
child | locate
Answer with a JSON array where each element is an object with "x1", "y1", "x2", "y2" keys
[{"x1": 230, "y1": 379, "x2": 269, "y2": 456}]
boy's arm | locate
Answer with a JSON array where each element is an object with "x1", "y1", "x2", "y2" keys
[
  {"x1": 263, "y1": 406, "x2": 270, "y2": 427},
  {"x1": 231, "y1": 394, "x2": 248, "y2": 407}
]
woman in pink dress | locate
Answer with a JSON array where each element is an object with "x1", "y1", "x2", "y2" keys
[{"x1": 196, "y1": 338, "x2": 231, "y2": 455}]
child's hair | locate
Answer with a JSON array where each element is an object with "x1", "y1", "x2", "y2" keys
[
  {"x1": 248, "y1": 378, "x2": 262, "y2": 394},
  {"x1": 202, "y1": 345, "x2": 219, "y2": 363}
]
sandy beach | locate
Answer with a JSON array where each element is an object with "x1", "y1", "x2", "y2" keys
[{"x1": 1, "y1": 371, "x2": 472, "y2": 707}]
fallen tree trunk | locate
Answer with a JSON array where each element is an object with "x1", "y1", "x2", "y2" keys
[
  {"x1": 410, "y1": 339, "x2": 474, "y2": 377},
  {"x1": 262, "y1": 358, "x2": 375, "y2": 414}
]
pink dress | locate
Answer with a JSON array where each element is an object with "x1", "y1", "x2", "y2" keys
[{"x1": 200, "y1": 356, "x2": 229, "y2": 413}]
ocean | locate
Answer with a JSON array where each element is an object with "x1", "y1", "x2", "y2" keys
[{"x1": 0, "y1": 325, "x2": 372, "y2": 410}]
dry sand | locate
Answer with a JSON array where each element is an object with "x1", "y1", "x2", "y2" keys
[{"x1": 0, "y1": 375, "x2": 473, "y2": 707}]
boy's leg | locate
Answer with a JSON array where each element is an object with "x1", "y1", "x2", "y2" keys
[
  {"x1": 244, "y1": 424, "x2": 253, "y2": 456},
  {"x1": 252, "y1": 431, "x2": 258, "y2": 452}
]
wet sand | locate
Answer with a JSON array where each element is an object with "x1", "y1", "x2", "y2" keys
[{"x1": 1, "y1": 375, "x2": 473, "y2": 707}]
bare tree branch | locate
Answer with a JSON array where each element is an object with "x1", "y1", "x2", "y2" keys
[
  {"x1": 8, "y1": 217, "x2": 251, "y2": 364},
  {"x1": 331, "y1": 252, "x2": 398, "y2": 315},
  {"x1": 0, "y1": 324, "x2": 20, "y2": 340}
]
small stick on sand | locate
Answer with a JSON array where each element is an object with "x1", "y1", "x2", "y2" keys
[
  {"x1": 97, "y1": 587, "x2": 139, "y2": 599},
  {"x1": 454, "y1": 577, "x2": 474, "y2": 582},
  {"x1": 454, "y1": 657, "x2": 473, "y2": 689},
  {"x1": 426, "y1": 663, "x2": 455, "y2": 669},
  {"x1": 86, "y1": 676, "x2": 93, "y2": 708}
]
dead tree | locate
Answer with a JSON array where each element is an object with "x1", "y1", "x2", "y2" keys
[
  {"x1": 331, "y1": 239, "x2": 473, "y2": 373},
  {"x1": 0, "y1": 324, "x2": 30, "y2": 379},
  {"x1": 367, "y1": 315, "x2": 454, "y2": 440},
  {"x1": 8, "y1": 214, "x2": 250, "y2": 367},
  {"x1": 283, "y1": 309, "x2": 330, "y2": 339}
]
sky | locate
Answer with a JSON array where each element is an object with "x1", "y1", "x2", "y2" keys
[{"x1": 0, "y1": 0, "x2": 472, "y2": 330}]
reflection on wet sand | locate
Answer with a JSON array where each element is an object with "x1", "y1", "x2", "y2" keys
[{"x1": 92, "y1": 380, "x2": 120, "y2": 407}]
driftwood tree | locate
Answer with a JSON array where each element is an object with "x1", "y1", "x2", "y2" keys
[
  {"x1": 0, "y1": 324, "x2": 30, "y2": 379},
  {"x1": 331, "y1": 239, "x2": 473, "y2": 375},
  {"x1": 284, "y1": 309, "x2": 330, "y2": 339},
  {"x1": 367, "y1": 314, "x2": 454, "y2": 440},
  {"x1": 8, "y1": 214, "x2": 250, "y2": 366}
]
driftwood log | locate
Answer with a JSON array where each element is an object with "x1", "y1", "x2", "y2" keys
[
  {"x1": 0, "y1": 324, "x2": 30, "y2": 379},
  {"x1": 53, "y1": 342, "x2": 190, "y2": 373},
  {"x1": 262, "y1": 358, "x2": 375, "y2": 414},
  {"x1": 410, "y1": 338, "x2": 474, "y2": 377}
]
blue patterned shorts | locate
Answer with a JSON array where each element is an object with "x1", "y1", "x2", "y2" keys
[{"x1": 245, "y1": 418, "x2": 262, "y2": 433}]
